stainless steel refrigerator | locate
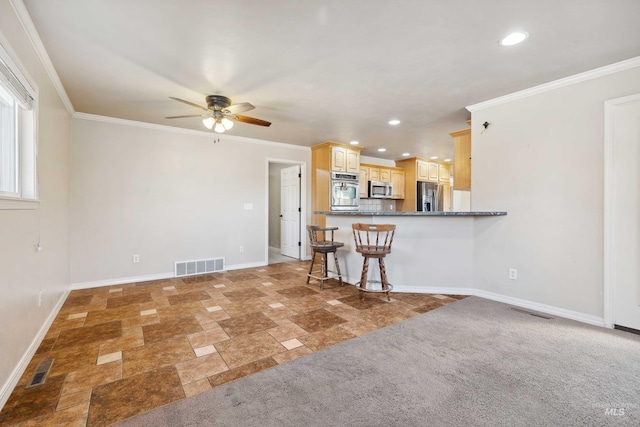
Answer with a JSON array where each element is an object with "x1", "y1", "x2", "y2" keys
[{"x1": 417, "y1": 181, "x2": 444, "y2": 212}]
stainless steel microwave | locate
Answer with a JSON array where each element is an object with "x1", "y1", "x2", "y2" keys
[{"x1": 368, "y1": 181, "x2": 393, "y2": 199}]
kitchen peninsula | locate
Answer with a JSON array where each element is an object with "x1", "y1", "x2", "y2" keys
[{"x1": 314, "y1": 210, "x2": 507, "y2": 294}]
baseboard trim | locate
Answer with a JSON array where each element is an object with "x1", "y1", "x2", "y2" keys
[
  {"x1": 393, "y1": 285, "x2": 474, "y2": 295},
  {"x1": 473, "y1": 290, "x2": 605, "y2": 327},
  {"x1": 226, "y1": 261, "x2": 267, "y2": 270},
  {"x1": 70, "y1": 262, "x2": 272, "y2": 290},
  {"x1": 70, "y1": 272, "x2": 175, "y2": 290},
  {"x1": 0, "y1": 288, "x2": 69, "y2": 411}
]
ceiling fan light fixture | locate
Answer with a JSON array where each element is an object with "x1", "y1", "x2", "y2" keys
[
  {"x1": 214, "y1": 120, "x2": 226, "y2": 133},
  {"x1": 221, "y1": 117, "x2": 234, "y2": 130},
  {"x1": 203, "y1": 117, "x2": 215, "y2": 129}
]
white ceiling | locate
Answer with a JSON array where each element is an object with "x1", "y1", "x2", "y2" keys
[{"x1": 22, "y1": 0, "x2": 640, "y2": 160}]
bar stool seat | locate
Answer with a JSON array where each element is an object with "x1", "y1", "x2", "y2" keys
[
  {"x1": 306, "y1": 225, "x2": 344, "y2": 289},
  {"x1": 352, "y1": 223, "x2": 396, "y2": 301}
]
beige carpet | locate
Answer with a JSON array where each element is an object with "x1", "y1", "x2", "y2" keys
[{"x1": 115, "y1": 297, "x2": 640, "y2": 426}]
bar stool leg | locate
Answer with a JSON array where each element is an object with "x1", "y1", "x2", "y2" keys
[
  {"x1": 333, "y1": 251, "x2": 343, "y2": 286},
  {"x1": 307, "y1": 251, "x2": 316, "y2": 284},
  {"x1": 320, "y1": 253, "x2": 328, "y2": 290},
  {"x1": 379, "y1": 257, "x2": 390, "y2": 301},
  {"x1": 359, "y1": 256, "x2": 370, "y2": 300}
]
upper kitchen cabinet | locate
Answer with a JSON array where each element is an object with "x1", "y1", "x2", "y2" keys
[
  {"x1": 414, "y1": 159, "x2": 446, "y2": 183},
  {"x1": 450, "y1": 128, "x2": 471, "y2": 190},
  {"x1": 439, "y1": 163, "x2": 450, "y2": 183},
  {"x1": 360, "y1": 163, "x2": 405, "y2": 200},
  {"x1": 390, "y1": 170, "x2": 405, "y2": 199},
  {"x1": 416, "y1": 160, "x2": 429, "y2": 181},
  {"x1": 312, "y1": 142, "x2": 363, "y2": 226},
  {"x1": 331, "y1": 145, "x2": 360, "y2": 173}
]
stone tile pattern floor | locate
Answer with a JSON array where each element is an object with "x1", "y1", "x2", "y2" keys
[{"x1": 0, "y1": 260, "x2": 465, "y2": 426}]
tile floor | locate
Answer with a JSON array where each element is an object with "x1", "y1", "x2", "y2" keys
[{"x1": 0, "y1": 260, "x2": 465, "y2": 426}]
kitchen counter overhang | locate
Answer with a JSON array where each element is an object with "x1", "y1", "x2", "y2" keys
[{"x1": 316, "y1": 211, "x2": 507, "y2": 216}]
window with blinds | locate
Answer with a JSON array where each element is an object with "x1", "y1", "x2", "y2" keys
[{"x1": 0, "y1": 42, "x2": 37, "y2": 207}]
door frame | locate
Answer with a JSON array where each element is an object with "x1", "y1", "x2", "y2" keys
[
  {"x1": 603, "y1": 93, "x2": 640, "y2": 328},
  {"x1": 265, "y1": 158, "x2": 308, "y2": 263}
]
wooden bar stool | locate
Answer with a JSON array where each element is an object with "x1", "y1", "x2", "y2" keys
[
  {"x1": 306, "y1": 225, "x2": 344, "y2": 290},
  {"x1": 352, "y1": 223, "x2": 396, "y2": 301}
]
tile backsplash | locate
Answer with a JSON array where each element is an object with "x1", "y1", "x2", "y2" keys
[{"x1": 359, "y1": 199, "x2": 397, "y2": 212}]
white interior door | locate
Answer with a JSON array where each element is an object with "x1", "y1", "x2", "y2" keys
[
  {"x1": 611, "y1": 97, "x2": 640, "y2": 330},
  {"x1": 280, "y1": 165, "x2": 300, "y2": 258}
]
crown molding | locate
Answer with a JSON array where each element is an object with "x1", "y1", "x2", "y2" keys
[
  {"x1": 10, "y1": 0, "x2": 75, "y2": 115},
  {"x1": 73, "y1": 112, "x2": 310, "y2": 151},
  {"x1": 467, "y1": 56, "x2": 640, "y2": 112}
]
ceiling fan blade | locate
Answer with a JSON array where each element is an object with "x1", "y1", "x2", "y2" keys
[
  {"x1": 165, "y1": 114, "x2": 209, "y2": 119},
  {"x1": 234, "y1": 115, "x2": 271, "y2": 127},
  {"x1": 224, "y1": 102, "x2": 255, "y2": 114},
  {"x1": 169, "y1": 96, "x2": 209, "y2": 111}
]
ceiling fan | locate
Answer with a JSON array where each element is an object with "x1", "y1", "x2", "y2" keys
[{"x1": 166, "y1": 95, "x2": 271, "y2": 133}]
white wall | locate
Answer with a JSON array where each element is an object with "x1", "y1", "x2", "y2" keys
[
  {"x1": 70, "y1": 117, "x2": 310, "y2": 286},
  {"x1": 0, "y1": 2, "x2": 72, "y2": 403},
  {"x1": 471, "y1": 64, "x2": 640, "y2": 318}
]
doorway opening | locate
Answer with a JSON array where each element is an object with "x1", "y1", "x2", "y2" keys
[{"x1": 267, "y1": 160, "x2": 306, "y2": 265}]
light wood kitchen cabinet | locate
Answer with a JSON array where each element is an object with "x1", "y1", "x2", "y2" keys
[
  {"x1": 391, "y1": 170, "x2": 405, "y2": 199},
  {"x1": 359, "y1": 166, "x2": 369, "y2": 197},
  {"x1": 428, "y1": 162, "x2": 439, "y2": 181},
  {"x1": 369, "y1": 167, "x2": 380, "y2": 181},
  {"x1": 416, "y1": 160, "x2": 429, "y2": 181},
  {"x1": 395, "y1": 157, "x2": 451, "y2": 211},
  {"x1": 312, "y1": 141, "x2": 363, "y2": 226},
  {"x1": 450, "y1": 128, "x2": 471, "y2": 190},
  {"x1": 360, "y1": 163, "x2": 405, "y2": 200},
  {"x1": 331, "y1": 145, "x2": 360, "y2": 173},
  {"x1": 442, "y1": 183, "x2": 451, "y2": 212},
  {"x1": 439, "y1": 164, "x2": 450, "y2": 183}
]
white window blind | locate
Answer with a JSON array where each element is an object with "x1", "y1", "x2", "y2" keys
[{"x1": 0, "y1": 56, "x2": 33, "y2": 110}]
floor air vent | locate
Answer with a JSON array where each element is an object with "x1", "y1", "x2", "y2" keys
[
  {"x1": 26, "y1": 359, "x2": 54, "y2": 388},
  {"x1": 175, "y1": 257, "x2": 225, "y2": 278},
  {"x1": 509, "y1": 307, "x2": 552, "y2": 320}
]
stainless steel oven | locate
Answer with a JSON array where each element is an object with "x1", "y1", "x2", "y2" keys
[{"x1": 330, "y1": 172, "x2": 359, "y2": 211}]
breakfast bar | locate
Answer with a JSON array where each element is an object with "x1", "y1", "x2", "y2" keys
[{"x1": 314, "y1": 211, "x2": 507, "y2": 295}]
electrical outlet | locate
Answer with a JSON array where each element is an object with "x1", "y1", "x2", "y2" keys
[
  {"x1": 239, "y1": 246, "x2": 244, "y2": 253},
  {"x1": 509, "y1": 268, "x2": 518, "y2": 280},
  {"x1": 132, "y1": 254, "x2": 140, "y2": 263}
]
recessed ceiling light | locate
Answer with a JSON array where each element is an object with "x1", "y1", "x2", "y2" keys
[
  {"x1": 350, "y1": 140, "x2": 359, "y2": 145},
  {"x1": 444, "y1": 158, "x2": 452, "y2": 162},
  {"x1": 378, "y1": 148, "x2": 386, "y2": 152},
  {"x1": 499, "y1": 31, "x2": 528, "y2": 46},
  {"x1": 430, "y1": 156, "x2": 438, "y2": 160},
  {"x1": 388, "y1": 119, "x2": 401, "y2": 125},
  {"x1": 402, "y1": 152, "x2": 410, "y2": 157}
]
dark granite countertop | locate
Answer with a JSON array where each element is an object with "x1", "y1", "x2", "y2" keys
[{"x1": 315, "y1": 211, "x2": 507, "y2": 216}]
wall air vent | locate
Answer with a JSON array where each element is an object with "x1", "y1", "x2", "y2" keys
[{"x1": 175, "y1": 257, "x2": 225, "y2": 278}]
